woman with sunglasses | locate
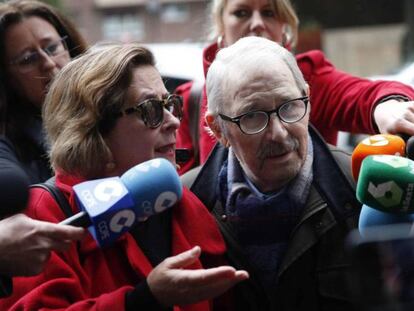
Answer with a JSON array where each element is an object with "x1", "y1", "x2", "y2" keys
[
  {"x1": 0, "y1": 43, "x2": 248, "y2": 311},
  {"x1": 176, "y1": 0, "x2": 414, "y2": 174},
  {"x1": 0, "y1": 0, "x2": 87, "y2": 184}
]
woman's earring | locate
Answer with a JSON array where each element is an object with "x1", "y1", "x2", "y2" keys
[
  {"x1": 217, "y1": 35, "x2": 225, "y2": 49},
  {"x1": 281, "y1": 25, "x2": 292, "y2": 50}
]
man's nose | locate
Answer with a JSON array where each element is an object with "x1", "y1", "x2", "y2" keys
[
  {"x1": 266, "y1": 114, "x2": 288, "y2": 140},
  {"x1": 250, "y1": 11, "x2": 266, "y2": 34}
]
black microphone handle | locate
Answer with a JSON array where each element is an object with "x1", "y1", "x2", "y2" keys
[{"x1": 59, "y1": 211, "x2": 91, "y2": 227}]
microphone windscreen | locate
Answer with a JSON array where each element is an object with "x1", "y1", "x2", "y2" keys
[
  {"x1": 352, "y1": 134, "x2": 405, "y2": 180},
  {"x1": 121, "y1": 158, "x2": 182, "y2": 220},
  {"x1": 0, "y1": 164, "x2": 30, "y2": 217},
  {"x1": 358, "y1": 204, "x2": 414, "y2": 236},
  {"x1": 356, "y1": 155, "x2": 414, "y2": 213}
]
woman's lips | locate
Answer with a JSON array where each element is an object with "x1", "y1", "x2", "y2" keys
[{"x1": 155, "y1": 144, "x2": 175, "y2": 156}]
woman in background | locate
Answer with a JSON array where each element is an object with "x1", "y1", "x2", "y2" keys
[{"x1": 0, "y1": 0, "x2": 87, "y2": 183}]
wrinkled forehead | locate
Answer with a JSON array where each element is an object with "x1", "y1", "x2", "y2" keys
[{"x1": 224, "y1": 59, "x2": 300, "y2": 113}]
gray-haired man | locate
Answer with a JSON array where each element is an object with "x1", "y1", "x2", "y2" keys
[{"x1": 184, "y1": 36, "x2": 360, "y2": 311}]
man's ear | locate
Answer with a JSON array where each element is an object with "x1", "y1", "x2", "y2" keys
[{"x1": 205, "y1": 113, "x2": 230, "y2": 147}]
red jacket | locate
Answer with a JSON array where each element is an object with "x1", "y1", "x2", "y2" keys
[
  {"x1": 0, "y1": 172, "x2": 228, "y2": 311},
  {"x1": 176, "y1": 42, "x2": 414, "y2": 174}
]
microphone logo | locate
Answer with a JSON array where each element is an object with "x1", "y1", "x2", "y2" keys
[
  {"x1": 362, "y1": 135, "x2": 390, "y2": 147},
  {"x1": 154, "y1": 191, "x2": 178, "y2": 213},
  {"x1": 93, "y1": 180, "x2": 124, "y2": 202},
  {"x1": 109, "y1": 210, "x2": 136, "y2": 233},
  {"x1": 372, "y1": 155, "x2": 409, "y2": 169},
  {"x1": 368, "y1": 181, "x2": 403, "y2": 208}
]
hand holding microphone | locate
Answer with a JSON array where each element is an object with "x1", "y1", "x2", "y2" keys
[{"x1": 61, "y1": 158, "x2": 182, "y2": 247}]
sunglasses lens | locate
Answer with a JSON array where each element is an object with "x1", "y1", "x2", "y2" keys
[
  {"x1": 168, "y1": 95, "x2": 183, "y2": 120},
  {"x1": 141, "y1": 100, "x2": 163, "y2": 128}
]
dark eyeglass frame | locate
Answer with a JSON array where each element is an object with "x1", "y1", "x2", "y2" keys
[
  {"x1": 8, "y1": 36, "x2": 69, "y2": 71},
  {"x1": 218, "y1": 96, "x2": 309, "y2": 135},
  {"x1": 118, "y1": 94, "x2": 183, "y2": 129}
]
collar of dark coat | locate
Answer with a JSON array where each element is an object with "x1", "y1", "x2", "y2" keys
[{"x1": 188, "y1": 125, "x2": 361, "y2": 289}]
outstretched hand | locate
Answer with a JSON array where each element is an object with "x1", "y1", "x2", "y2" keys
[
  {"x1": 374, "y1": 99, "x2": 414, "y2": 137},
  {"x1": 0, "y1": 214, "x2": 85, "y2": 277},
  {"x1": 147, "y1": 246, "x2": 249, "y2": 307}
]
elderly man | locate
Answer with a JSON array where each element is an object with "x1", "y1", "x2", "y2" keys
[{"x1": 183, "y1": 37, "x2": 361, "y2": 311}]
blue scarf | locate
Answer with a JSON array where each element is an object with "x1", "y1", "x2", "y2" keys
[{"x1": 218, "y1": 136, "x2": 314, "y2": 287}]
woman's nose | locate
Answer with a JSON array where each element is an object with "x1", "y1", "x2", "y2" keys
[
  {"x1": 38, "y1": 49, "x2": 58, "y2": 71},
  {"x1": 250, "y1": 11, "x2": 266, "y2": 34},
  {"x1": 162, "y1": 109, "x2": 181, "y2": 131}
]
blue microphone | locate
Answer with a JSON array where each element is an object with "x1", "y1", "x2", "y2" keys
[
  {"x1": 358, "y1": 204, "x2": 414, "y2": 237},
  {"x1": 60, "y1": 158, "x2": 182, "y2": 247}
]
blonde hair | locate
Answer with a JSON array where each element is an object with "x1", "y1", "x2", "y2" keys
[
  {"x1": 43, "y1": 43, "x2": 154, "y2": 178},
  {"x1": 210, "y1": 0, "x2": 299, "y2": 48}
]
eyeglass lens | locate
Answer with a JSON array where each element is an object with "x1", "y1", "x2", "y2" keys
[
  {"x1": 240, "y1": 98, "x2": 307, "y2": 134},
  {"x1": 10, "y1": 37, "x2": 68, "y2": 73}
]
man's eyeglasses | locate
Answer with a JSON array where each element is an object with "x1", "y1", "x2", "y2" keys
[
  {"x1": 8, "y1": 36, "x2": 69, "y2": 73},
  {"x1": 118, "y1": 94, "x2": 183, "y2": 128},
  {"x1": 219, "y1": 96, "x2": 309, "y2": 135}
]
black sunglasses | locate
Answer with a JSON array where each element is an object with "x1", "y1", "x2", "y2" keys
[{"x1": 118, "y1": 94, "x2": 183, "y2": 128}]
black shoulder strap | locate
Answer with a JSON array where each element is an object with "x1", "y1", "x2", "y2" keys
[
  {"x1": 30, "y1": 177, "x2": 73, "y2": 218},
  {"x1": 188, "y1": 80, "x2": 204, "y2": 166}
]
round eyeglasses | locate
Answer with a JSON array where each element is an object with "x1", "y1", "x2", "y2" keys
[
  {"x1": 8, "y1": 36, "x2": 69, "y2": 73},
  {"x1": 118, "y1": 94, "x2": 183, "y2": 128},
  {"x1": 218, "y1": 96, "x2": 309, "y2": 135}
]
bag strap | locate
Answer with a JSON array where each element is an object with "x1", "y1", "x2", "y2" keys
[
  {"x1": 30, "y1": 176, "x2": 73, "y2": 218},
  {"x1": 188, "y1": 80, "x2": 204, "y2": 166}
]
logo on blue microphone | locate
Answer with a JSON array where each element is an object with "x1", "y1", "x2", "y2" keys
[{"x1": 93, "y1": 180, "x2": 124, "y2": 202}]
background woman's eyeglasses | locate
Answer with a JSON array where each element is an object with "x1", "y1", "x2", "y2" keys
[
  {"x1": 118, "y1": 94, "x2": 183, "y2": 128},
  {"x1": 8, "y1": 36, "x2": 69, "y2": 73},
  {"x1": 219, "y1": 96, "x2": 309, "y2": 135}
]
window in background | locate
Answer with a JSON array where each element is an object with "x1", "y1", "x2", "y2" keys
[
  {"x1": 161, "y1": 3, "x2": 189, "y2": 24},
  {"x1": 102, "y1": 13, "x2": 144, "y2": 42}
]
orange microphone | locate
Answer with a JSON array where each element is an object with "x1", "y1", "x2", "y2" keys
[{"x1": 351, "y1": 134, "x2": 406, "y2": 181}]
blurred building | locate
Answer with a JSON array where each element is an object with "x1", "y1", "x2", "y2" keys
[{"x1": 61, "y1": 0, "x2": 209, "y2": 44}]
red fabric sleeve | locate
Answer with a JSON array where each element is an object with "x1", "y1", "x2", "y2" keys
[
  {"x1": 0, "y1": 189, "x2": 135, "y2": 311},
  {"x1": 297, "y1": 50, "x2": 414, "y2": 144},
  {"x1": 175, "y1": 81, "x2": 199, "y2": 174}
]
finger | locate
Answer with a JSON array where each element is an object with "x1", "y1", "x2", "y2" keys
[
  {"x1": 163, "y1": 246, "x2": 201, "y2": 269},
  {"x1": 37, "y1": 221, "x2": 86, "y2": 241},
  {"x1": 392, "y1": 119, "x2": 414, "y2": 136},
  {"x1": 179, "y1": 266, "x2": 245, "y2": 286}
]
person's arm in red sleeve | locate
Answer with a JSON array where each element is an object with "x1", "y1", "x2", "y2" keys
[{"x1": 297, "y1": 50, "x2": 414, "y2": 144}]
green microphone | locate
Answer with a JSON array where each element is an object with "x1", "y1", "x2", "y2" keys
[{"x1": 356, "y1": 154, "x2": 414, "y2": 214}]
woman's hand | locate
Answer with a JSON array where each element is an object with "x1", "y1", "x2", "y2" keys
[
  {"x1": 147, "y1": 246, "x2": 249, "y2": 307},
  {"x1": 374, "y1": 99, "x2": 414, "y2": 136}
]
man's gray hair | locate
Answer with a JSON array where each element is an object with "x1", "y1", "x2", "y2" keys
[{"x1": 206, "y1": 36, "x2": 307, "y2": 117}]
